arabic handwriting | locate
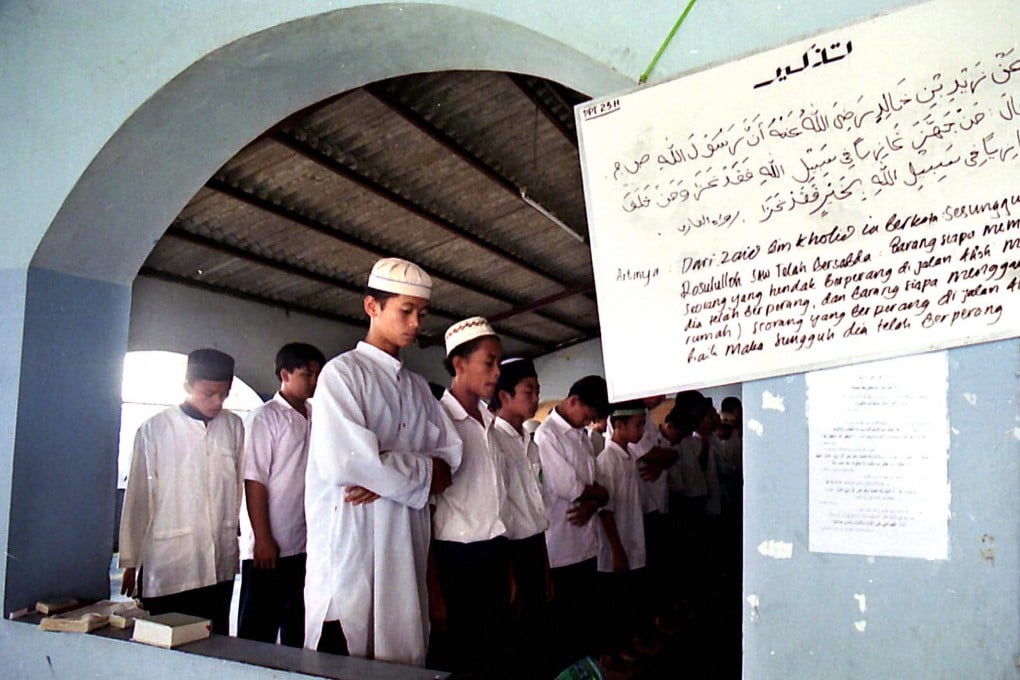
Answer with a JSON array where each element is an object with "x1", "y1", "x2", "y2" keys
[{"x1": 755, "y1": 40, "x2": 854, "y2": 89}]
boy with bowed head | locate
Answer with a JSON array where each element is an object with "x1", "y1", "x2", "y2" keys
[
  {"x1": 237, "y1": 342, "x2": 325, "y2": 648},
  {"x1": 535, "y1": 374, "x2": 611, "y2": 668},
  {"x1": 489, "y1": 357, "x2": 553, "y2": 676},
  {"x1": 432, "y1": 316, "x2": 510, "y2": 676},
  {"x1": 597, "y1": 400, "x2": 651, "y2": 656},
  {"x1": 119, "y1": 348, "x2": 244, "y2": 635},
  {"x1": 304, "y1": 257, "x2": 462, "y2": 666}
]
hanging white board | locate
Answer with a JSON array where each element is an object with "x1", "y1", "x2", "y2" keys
[{"x1": 576, "y1": 0, "x2": 1020, "y2": 400}]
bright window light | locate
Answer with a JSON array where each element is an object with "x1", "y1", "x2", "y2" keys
[{"x1": 118, "y1": 350, "x2": 264, "y2": 487}]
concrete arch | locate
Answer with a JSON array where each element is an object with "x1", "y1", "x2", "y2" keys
[
  {"x1": 31, "y1": 2, "x2": 630, "y2": 284},
  {"x1": 6, "y1": 1, "x2": 631, "y2": 619}
]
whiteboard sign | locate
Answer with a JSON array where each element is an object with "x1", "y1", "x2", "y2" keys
[{"x1": 576, "y1": 0, "x2": 1020, "y2": 400}]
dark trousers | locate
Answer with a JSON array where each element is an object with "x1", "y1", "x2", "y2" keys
[
  {"x1": 317, "y1": 620, "x2": 350, "y2": 656},
  {"x1": 237, "y1": 553, "x2": 306, "y2": 647},
  {"x1": 599, "y1": 567, "x2": 647, "y2": 652},
  {"x1": 141, "y1": 579, "x2": 234, "y2": 635},
  {"x1": 643, "y1": 511, "x2": 668, "y2": 603},
  {"x1": 507, "y1": 534, "x2": 550, "y2": 676},
  {"x1": 549, "y1": 557, "x2": 598, "y2": 671},
  {"x1": 433, "y1": 537, "x2": 511, "y2": 677}
]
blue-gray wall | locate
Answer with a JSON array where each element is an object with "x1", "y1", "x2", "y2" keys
[
  {"x1": 745, "y1": 341, "x2": 1020, "y2": 678},
  {"x1": 5, "y1": 269, "x2": 129, "y2": 611}
]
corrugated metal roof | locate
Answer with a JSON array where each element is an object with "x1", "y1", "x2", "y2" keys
[{"x1": 141, "y1": 70, "x2": 596, "y2": 355}]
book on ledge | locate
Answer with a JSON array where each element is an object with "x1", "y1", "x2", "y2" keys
[
  {"x1": 39, "y1": 600, "x2": 149, "y2": 633},
  {"x1": 108, "y1": 602, "x2": 149, "y2": 629},
  {"x1": 131, "y1": 612, "x2": 211, "y2": 648},
  {"x1": 35, "y1": 597, "x2": 80, "y2": 615}
]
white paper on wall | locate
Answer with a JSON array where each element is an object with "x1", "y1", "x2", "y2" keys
[{"x1": 806, "y1": 352, "x2": 949, "y2": 560}]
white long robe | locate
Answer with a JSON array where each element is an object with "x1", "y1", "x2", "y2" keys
[{"x1": 304, "y1": 341, "x2": 462, "y2": 666}]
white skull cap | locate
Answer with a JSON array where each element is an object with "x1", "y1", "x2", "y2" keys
[
  {"x1": 367, "y1": 257, "x2": 432, "y2": 299},
  {"x1": 444, "y1": 316, "x2": 497, "y2": 356}
]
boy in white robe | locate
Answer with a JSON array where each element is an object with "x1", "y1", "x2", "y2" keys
[
  {"x1": 119, "y1": 348, "x2": 244, "y2": 635},
  {"x1": 304, "y1": 257, "x2": 462, "y2": 666}
]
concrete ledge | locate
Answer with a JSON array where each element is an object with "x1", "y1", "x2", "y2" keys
[{"x1": 6, "y1": 615, "x2": 449, "y2": 680}]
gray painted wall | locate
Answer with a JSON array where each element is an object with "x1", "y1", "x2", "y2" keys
[
  {"x1": 6, "y1": 269, "x2": 129, "y2": 610},
  {"x1": 129, "y1": 277, "x2": 450, "y2": 396},
  {"x1": 745, "y1": 341, "x2": 1020, "y2": 678}
]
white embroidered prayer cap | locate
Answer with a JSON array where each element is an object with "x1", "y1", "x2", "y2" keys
[
  {"x1": 444, "y1": 316, "x2": 497, "y2": 356},
  {"x1": 367, "y1": 257, "x2": 432, "y2": 299}
]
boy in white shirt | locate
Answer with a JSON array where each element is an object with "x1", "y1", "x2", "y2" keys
[
  {"x1": 432, "y1": 316, "x2": 509, "y2": 677},
  {"x1": 606, "y1": 395, "x2": 677, "y2": 598},
  {"x1": 535, "y1": 375, "x2": 610, "y2": 669},
  {"x1": 119, "y1": 348, "x2": 243, "y2": 635},
  {"x1": 238, "y1": 342, "x2": 324, "y2": 647},
  {"x1": 596, "y1": 400, "x2": 650, "y2": 656},
  {"x1": 490, "y1": 357, "x2": 551, "y2": 676},
  {"x1": 304, "y1": 258, "x2": 461, "y2": 666}
]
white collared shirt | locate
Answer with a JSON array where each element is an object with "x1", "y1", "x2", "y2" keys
[
  {"x1": 239, "y1": 392, "x2": 310, "y2": 560},
  {"x1": 492, "y1": 416, "x2": 549, "y2": 540},
  {"x1": 536, "y1": 407, "x2": 597, "y2": 568},
  {"x1": 304, "y1": 341, "x2": 463, "y2": 664},
  {"x1": 433, "y1": 391, "x2": 507, "y2": 543},
  {"x1": 595, "y1": 440, "x2": 646, "y2": 572},
  {"x1": 119, "y1": 406, "x2": 244, "y2": 597},
  {"x1": 608, "y1": 411, "x2": 669, "y2": 514}
]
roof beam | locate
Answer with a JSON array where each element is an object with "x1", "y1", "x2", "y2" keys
[
  {"x1": 159, "y1": 225, "x2": 555, "y2": 350},
  {"x1": 363, "y1": 83, "x2": 588, "y2": 244},
  {"x1": 255, "y1": 134, "x2": 596, "y2": 334},
  {"x1": 270, "y1": 129, "x2": 577, "y2": 285},
  {"x1": 487, "y1": 283, "x2": 595, "y2": 324},
  {"x1": 137, "y1": 266, "x2": 367, "y2": 328},
  {"x1": 506, "y1": 74, "x2": 580, "y2": 148}
]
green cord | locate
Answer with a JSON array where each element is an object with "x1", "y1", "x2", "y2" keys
[{"x1": 639, "y1": 0, "x2": 699, "y2": 84}]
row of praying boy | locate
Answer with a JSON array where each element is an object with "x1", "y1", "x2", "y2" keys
[{"x1": 118, "y1": 255, "x2": 742, "y2": 676}]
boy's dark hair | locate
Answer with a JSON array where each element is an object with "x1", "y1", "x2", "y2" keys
[
  {"x1": 364, "y1": 286, "x2": 397, "y2": 307},
  {"x1": 720, "y1": 396, "x2": 742, "y2": 413},
  {"x1": 568, "y1": 375, "x2": 610, "y2": 418},
  {"x1": 442, "y1": 335, "x2": 495, "y2": 377},
  {"x1": 609, "y1": 398, "x2": 645, "y2": 426},
  {"x1": 275, "y1": 342, "x2": 326, "y2": 380},
  {"x1": 665, "y1": 389, "x2": 706, "y2": 437},
  {"x1": 186, "y1": 348, "x2": 234, "y2": 384},
  {"x1": 690, "y1": 396, "x2": 715, "y2": 423},
  {"x1": 428, "y1": 381, "x2": 446, "y2": 400},
  {"x1": 490, "y1": 358, "x2": 537, "y2": 411}
]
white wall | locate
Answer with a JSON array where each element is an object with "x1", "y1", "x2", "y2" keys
[{"x1": 130, "y1": 277, "x2": 450, "y2": 395}]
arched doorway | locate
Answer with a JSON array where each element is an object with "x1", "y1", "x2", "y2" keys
[{"x1": 6, "y1": 0, "x2": 629, "y2": 627}]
